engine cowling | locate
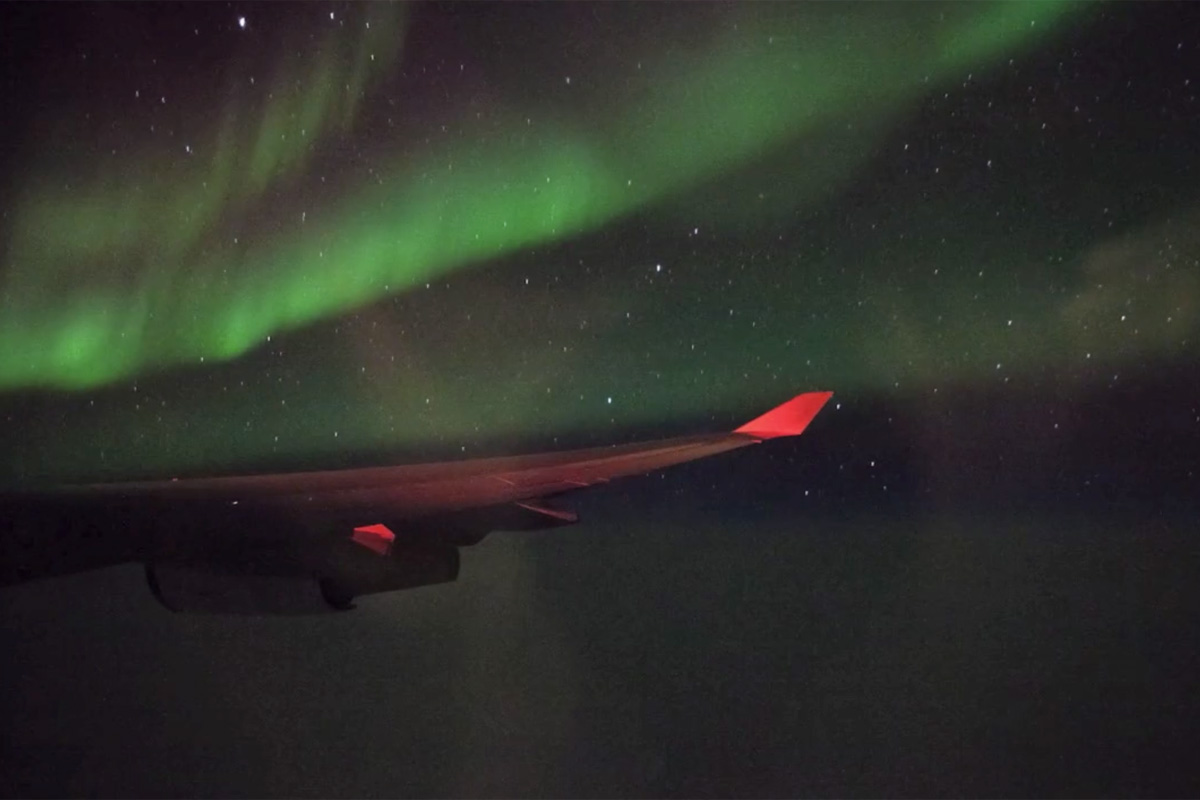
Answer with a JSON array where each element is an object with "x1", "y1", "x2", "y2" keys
[
  {"x1": 144, "y1": 541, "x2": 460, "y2": 615},
  {"x1": 145, "y1": 565, "x2": 351, "y2": 614}
]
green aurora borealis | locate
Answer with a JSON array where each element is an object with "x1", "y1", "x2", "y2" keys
[
  {"x1": 2, "y1": 1, "x2": 1198, "y2": 482},
  {"x1": 5, "y1": 3, "x2": 1080, "y2": 388}
]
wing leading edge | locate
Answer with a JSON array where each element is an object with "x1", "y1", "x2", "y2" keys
[{"x1": 69, "y1": 391, "x2": 833, "y2": 516}]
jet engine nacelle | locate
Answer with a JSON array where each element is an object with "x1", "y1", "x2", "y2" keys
[
  {"x1": 145, "y1": 564, "x2": 351, "y2": 614},
  {"x1": 144, "y1": 541, "x2": 460, "y2": 615}
]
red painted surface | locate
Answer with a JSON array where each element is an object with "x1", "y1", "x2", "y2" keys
[
  {"x1": 351, "y1": 523, "x2": 395, "y2": 555},
  {"x1": 734, "y1": 391, "x2": 834, "y2": 440}
]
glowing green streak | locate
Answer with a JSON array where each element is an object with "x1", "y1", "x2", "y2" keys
[{"x1": 0, "y1": 2, "x2": 1083, "y2": 389}]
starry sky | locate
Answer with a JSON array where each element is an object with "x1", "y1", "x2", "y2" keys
[
  {"x1": 3, "y1": 0, "x2": 1194, "y2": 485},
  {"x1": 3, "y1": 3, "x2": 1200, "y2": 797}
]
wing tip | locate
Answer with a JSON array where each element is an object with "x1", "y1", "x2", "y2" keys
[{"x1": 734, "y1": 391, "x2": 833, "y2": 440}]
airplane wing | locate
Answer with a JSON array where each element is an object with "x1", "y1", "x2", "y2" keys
[
  {"x1": 81, "y1": 390, "x2": 833, "y2": 513},
  {"x1": 1, "y1": 391, "x2": 832, "y2": 614}
]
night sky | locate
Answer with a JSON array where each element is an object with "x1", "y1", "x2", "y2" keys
[{"x1": 2, "y1": 2, "x2": 1200, "y2": 797}]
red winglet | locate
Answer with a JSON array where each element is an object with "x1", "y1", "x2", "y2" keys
[{"x1": 734, "y1": 391, "x2": 833, "y2": 440}]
